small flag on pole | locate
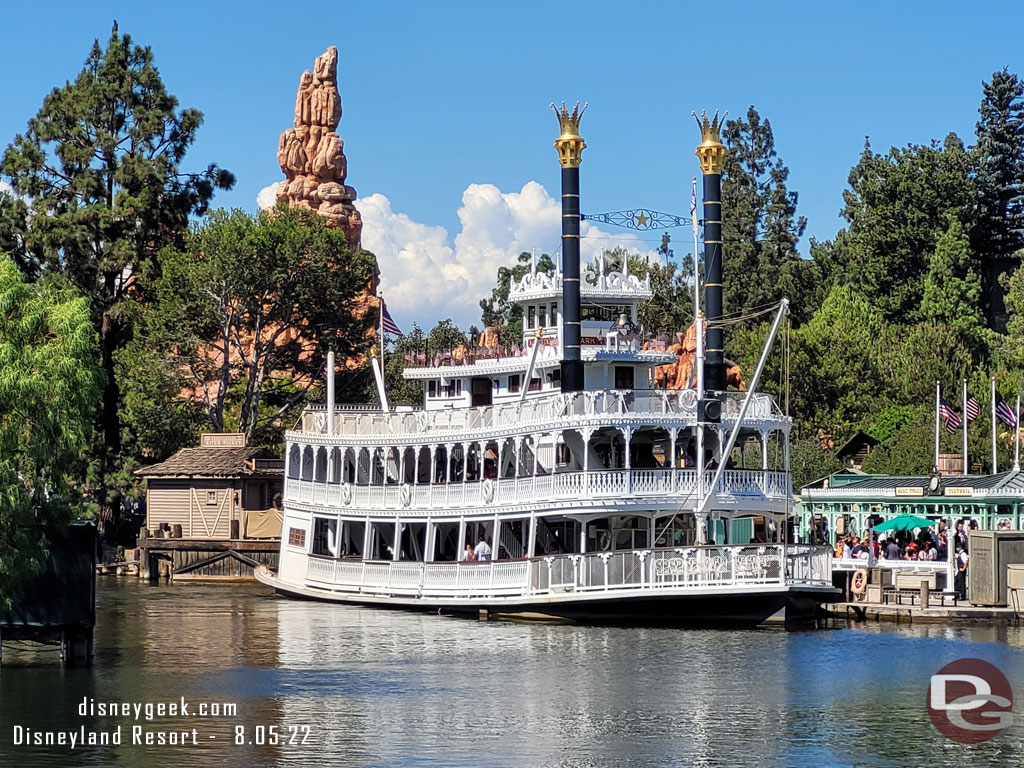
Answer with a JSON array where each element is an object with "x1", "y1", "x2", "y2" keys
[
  {"x1": 690, "y1": 179, "x2": 699, "y2": 239},
  {"x1": 996, "y1": 393, "x2": 1018, "y2": 428},
  {"x1": 940, "y1": 398, "x2": 962, "y2": 434},
  {"x1": 381, "y1": 301, "x2": 402, "y2": 336},
  {"x1": 965, "y1": 393, "x2": 981, "y2": 421}
]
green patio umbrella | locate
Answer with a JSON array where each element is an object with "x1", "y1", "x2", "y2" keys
[{"x1": 871, "y1": 514, "x2": 937, "y2": 532}]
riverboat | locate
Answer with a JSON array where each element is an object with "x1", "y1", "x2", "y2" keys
[{"x1": 255, "y1": 106, "x2": 837, "y2": 625}]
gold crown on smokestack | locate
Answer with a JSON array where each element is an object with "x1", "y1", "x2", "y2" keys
[
  {"x1": 551, "y1": 100, "x2": 588, "y2": 139},
  {"x1": 551, "y1": 101, "x2": 588, "y2": 169},
  {"x1": 693, "y1": 109, "x2": 727, "y2": 175}
]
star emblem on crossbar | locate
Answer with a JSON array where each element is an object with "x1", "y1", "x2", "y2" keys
[{"x1": 634, "y1": 211, "x2": 649, "y2": 227}]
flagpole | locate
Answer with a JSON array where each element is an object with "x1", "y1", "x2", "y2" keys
[
  {"x1": 962, "y1": 379, "x2": 969, "y2": 475},
  {"x1": 934, "y1": 380, "x2": 940, "y2": 470},
  {"x1": 379, "y1": 292, "x2": 385, "y2": 371},
  {"x1": 992, "y1": 376, "x2": 998, "y2": 474},
  {"x1": 1016, "y1": 393, "x2": 1021, "y2": 471}
]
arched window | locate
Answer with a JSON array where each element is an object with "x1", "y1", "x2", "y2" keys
[
  {"x1": 315, "y1": 447, "x2": 328, "y2": 483},
  {"x1": 301, "y1": 446, "x2": 314, "y2": 481},
  {"x1": 288, "y1": 444, "x2": 301, "y2": 479}
]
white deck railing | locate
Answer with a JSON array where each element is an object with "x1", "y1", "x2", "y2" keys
[
  {"x1": 296, "y1": 390, "x2": 784, "y2": 439},
  {"x1": 831, "y1": 558, "x2": 948, "y2": 572},
  {"x1": 303, "y1": 544, "x2": 833, "y2": 599},
  {"x1": 286, "y1": 468, "x2": 790, "y2": 512}
]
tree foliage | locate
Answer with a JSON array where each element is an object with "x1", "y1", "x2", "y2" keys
[
  {"x1": 120, "y1": 206, "x2": 375, "y2": 452},
  {"x1": 721, "y1": 107, "x2": 814, "y2": 325},
  {"x1": 0, "y1": 25, "x2": 232, "y2": 526},
  {"x1": 0, "y1": 257, "x2": 102, "y2": 601},
  {"x1": 479, "y1": 250, "x2": 554, "y2": 346},
  {"x1": 973, "y1": 67, "x2": 1024, "y2": 331}
]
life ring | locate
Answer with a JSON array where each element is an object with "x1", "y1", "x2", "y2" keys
[
  {"x1": 400, "y1": 483, "x2": 412, "y2": 507},
  {"x1": 851, "y1": 568, "x2": 868, "y2": 594},
  {"x1": 481, "y1": 478, "x2": 495, "y2": 504}
]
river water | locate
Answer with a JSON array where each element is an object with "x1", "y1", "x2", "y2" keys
[{"x1": 2, "y1": 580, "x2": 1024, "y2": 767}]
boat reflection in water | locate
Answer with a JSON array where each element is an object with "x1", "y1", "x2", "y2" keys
[{"x1": 3, "y1": 581, "x2": 1023, "y2": 767}]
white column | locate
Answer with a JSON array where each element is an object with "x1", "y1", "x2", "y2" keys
[
  {"x1": 425, "y1": 520, "x2": 435, "y2": 561},
  {"x1": 392, "y1": 519, "x2": 401, "y2": 561},
  {"x1": 456, "y1": 516, "x2": 466, "y2": 562},
  {"x1": 527, "y1": 511, "x2": 537, "y2": 557}
]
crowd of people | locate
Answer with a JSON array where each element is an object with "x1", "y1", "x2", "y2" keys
[{"x1": 833, "y1": 520, "x2": 975, "y2": 599}]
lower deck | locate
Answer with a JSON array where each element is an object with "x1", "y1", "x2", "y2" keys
[{"x1": 263, "y1": 542, "x2": 836, "y2": 626}]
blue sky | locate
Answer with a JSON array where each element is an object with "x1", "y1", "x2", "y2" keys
[{"x1": 3, "y1": 1, "x2": 1023, "y2": 328}]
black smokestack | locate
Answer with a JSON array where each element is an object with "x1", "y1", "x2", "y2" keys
[
  {"x1": 551, "y1": 101, "x2": 587, "y2": 393},
  {"x1": 695, "y1": 110, "x2": 727, "y2": 392}
]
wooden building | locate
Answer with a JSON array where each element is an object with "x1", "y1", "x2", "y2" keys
[{"x1": 135, "y1": 434, "x2": 284, "y2": 580}]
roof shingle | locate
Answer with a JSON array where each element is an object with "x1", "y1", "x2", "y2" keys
[{"x1": 135, "y1": 447, "x2": 280, "y2": 478}]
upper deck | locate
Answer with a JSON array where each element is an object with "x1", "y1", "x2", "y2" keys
[{"x1": 292, "y1": 389, "x2": 789, "y2": 445}]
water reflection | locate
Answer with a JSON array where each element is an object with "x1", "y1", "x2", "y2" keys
[{"x1": 1, "y1": 581, "x2": 1023, "y2": 767}]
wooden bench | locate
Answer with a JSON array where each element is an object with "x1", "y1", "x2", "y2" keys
[{"x1": 881, "y1": 587, "x2": 957, "y2": 607}]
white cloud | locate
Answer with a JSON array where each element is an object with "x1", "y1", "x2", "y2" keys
[
  {"x1": 0, "y1": 180, "x2": 15, "y2": 198},
  {"x1": 356, "y1": 180, "x2": 655, "y2": 330},
  {"x1": 256, "y1": 182, "x2": 282, "y2": 210}
]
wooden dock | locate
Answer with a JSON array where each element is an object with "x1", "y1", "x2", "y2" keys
[
  {"x1": 822, "y1": 601, "x2": 1020, "y2": 625},
  {"x1": 136, "y1": 537, "x2": 280, "y2": 581}
]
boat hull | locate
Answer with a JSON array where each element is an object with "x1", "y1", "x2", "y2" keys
[{"x1": 255, "y1": 566, "x2": 835, "y2": 627}]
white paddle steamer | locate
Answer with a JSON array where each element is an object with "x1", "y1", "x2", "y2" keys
[{"x1": 256, "y1": 106, "x2": 836, "y2": 625}]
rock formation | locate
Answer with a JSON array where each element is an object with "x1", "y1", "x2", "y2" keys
[{"x1": 276, "y1": 46, "x2": 362, "y2": 249}]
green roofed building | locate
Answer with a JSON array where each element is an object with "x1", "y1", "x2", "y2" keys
[{"x1": 798, "y1": 470, "x2": 1024, "y2": 545}]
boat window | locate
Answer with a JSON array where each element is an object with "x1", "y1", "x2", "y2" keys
[
  {"x1": 556, "y1": 443, "x2": 571, "y2": 465},
  {"x1": 614, "y1": 366, "x2": 635, "y2": 390},
  {"x1": 529, "y1": 377, "x2": 541, "y2": 392},
  {"x1": 538, "y1": 304, "x2": 547, "y2": 327},
  {"x1": 428, "y1": 380, "x2": 437, "y2": 398},
  {"x1": 311, "y1": 517, "x2": 337, "y2": 557},
  {"x1": 508, "y1": 374, "x2": 521, "y2": 393},
  {"x1": 287, "y1": 527, "x2": 306, "y2": 549},
  {"x1": 527, "y1": 305, "x2": 536, "y2": 329},
  {"x1": 550, "y1": 303, "x2": 558, "y2": 325}
]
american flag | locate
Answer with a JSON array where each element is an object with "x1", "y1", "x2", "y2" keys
[
  {"x1": 995, "y1": 392, "x2": 1018, "y2": 428},
  {"x1": 965, "y1": 392, "x2": 980, "y2": 421},
  {"x1": 381, "y1": 301, "x2": 402, "y2": 336},
  {"x1": 690, "y1": 178, "x2": 699, "y2": 240},
  {"x1": 940, "y1": 398, "x2": 962, "y2": 434}
]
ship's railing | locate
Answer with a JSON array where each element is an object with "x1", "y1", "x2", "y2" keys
[
  {"x1": 303, "y1": 544, "x2": 834, "y2": 597},
  {"x1": 297, "y1": 389, "x2": 784, "y2": 438},
  {"x1": 286, "y1": 468, "x2": 791, "y2": 511},
  {"x1": 830, "y1": 558, "x2": 948, "y2": 572}
]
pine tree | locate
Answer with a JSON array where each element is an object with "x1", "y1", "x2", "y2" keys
[
  {"x1": 0, "y1": 25, "x2": 233, "y2": 533},
  {"x1": 720, "y1": 107, "x2": 809, "y2": 325},
  {"x1": 973, "y1": 68, "x2": 1024, "y2": 331},
  {"x1": 921, "y1": 215, "x2": 984, "y2": 344}
]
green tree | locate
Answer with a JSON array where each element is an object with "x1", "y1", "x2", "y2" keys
[
  {"x1": 973, "y1": 68, "x2": 1024, "y2": 331},
  {"x1": 0, "y1": 257, "x2": 102, "y2": 602},
  {"x1": 0, "y1": 25, "x2": 233, "y2": 526},
  {"x1": 860, "y1": 417, "x2": 938, "y2": 476},
  {"x1": 920, "y1": 215, "x2": 985, "y2": 357},
  {"x1": 479, "y1": 251, "x2": 554, "y2": 346},
  {"x1": 120, "y1": 207, "x2": 375, "y2": 451},
  {"x1": 721, "y1": 106, "x2": 811, "y2": 325},
  {"x1": 790, "y1": 285, "x2": 884, "y2": 433},
  {"x1": 790, "y1": 437, "x2": 842, "y2": 491},
  {"x1": 814, "y1": 134, "x2": 976, "y2": 323}
]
